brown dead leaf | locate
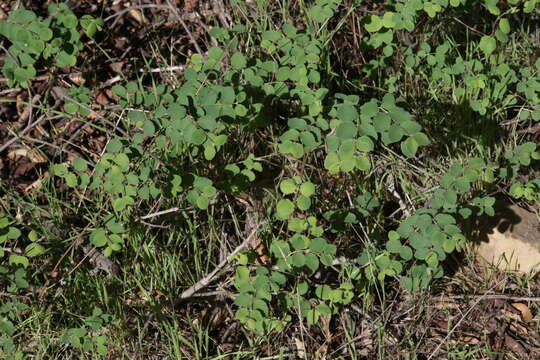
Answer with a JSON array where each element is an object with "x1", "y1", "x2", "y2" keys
[
  {"x1": 14, "y1": 162, "x2": 37, "y2": 176},
  {"x1": 8, "y1": 148, "x2": 47, "y2": 163},
  {"x1": 184, "y1": 0, "x2": 199, "y2": 11},
  {"x1": 503, "y1": 309, "x2": 522, "y2": 322},
  {"x1": 109, "y1": 62, "x2": 124, "y2": 73},
  {"x1": 460, "y1": 335, "x2": 480, "y2": 344},
  {"x1": 511, "y1": 302, "x2": 534, "y2": 322},
  {"x1": 24, "y1": 172, "x2": 48, "y2": 193},
  {"x1": 96, "y1": 91, "x2": 109, "y2": 106},
  {"x1": 128, "y1": 9, "x2": 145, "y2": 24},
  {"x1": 69, "y1": 73, "x2": 85, "y2": 86},
  {"x1": 106, "y1": 88, "x2": 120, "y2": 102}
]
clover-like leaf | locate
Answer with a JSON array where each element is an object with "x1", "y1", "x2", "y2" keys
[
  {"x1": 280, "y1": 179, "x2": 296, "y2": 195},
  {"x1": 478, "y1": 36, "x2": 496, "y2": 55},
  {"x1": 365, "y1": 15, "x2": 383, "y2": 33},
  {"x1": 276, "y1": 199, "x2": 295, "y2": 219}
]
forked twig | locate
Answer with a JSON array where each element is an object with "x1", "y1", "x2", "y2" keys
[{"x1": 179, "y1": 222, "x2": 265, "y2": 299}]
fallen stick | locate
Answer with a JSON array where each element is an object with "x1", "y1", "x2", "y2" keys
[{"x1": 179, "y1": 221, "x2": 265, "y2": 299}]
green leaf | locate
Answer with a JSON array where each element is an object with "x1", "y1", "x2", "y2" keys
[
  {"x1": 337, "y1": 104, "x2": 358, "y2": 122},
  {"x1": 310, "y1": 237, "x2": 327, "y2": 252},
  {"x1": 336, "y1": 122, "x2": 357, "y2": 139},
  {"x1": 382, "y1": 12, "x2": 396, "y2": 28},
  {"x1": 356, "y1": 155, "x2": 371, "y2": 171},
  {"x1": 412, "y1": 132, "x2": 430, "y2": 146},
  {"x1": 499, "y1": 18, "x2": 510, "y2": 34},
  {"x1": 365, "y1": 15, "x2": 383, "y2": 33},
  {"x1": 196, "y1": 196, "x2": 209, "y2": 210},
  {"x1": 204, "y1": 145, "x2": 216, "y2": 160},
  {"x1": 113, "y1": 196, "x2": 134, "y2": 212},
  {"x1": 9, "y1": 254, "x2": 29, "y2": 268},
  {"x1": 90, "y1": 228, "x2": 107, "y2": 247},
  {"x1": 231, "y1": 52, "x2": 246, "y2": 69},
  {"x1": 400, "y1": 276, "x2": 414, "y2": 291},
  {"x1": 401, "y1": 137, "x2": 419, "y2": 158},
  {"x1": 356, "y1": 136, "x2": 374, "y2": 152},
  {"x1": 28, "y1": 230, "x2": 39, "y2": 242},
  {"x1": 113, "y1": 153, "x2": 130, "y2": 171},
  {"x1": 399, "y1": 245, "x2": 413, "y2": 261},
  {"x1": 296, "y1": 195, "x2": 311, "y2": 211},
  {"x1": 191, "y1": 129, "x2": 207, "y2": 145},
  {"x1": 315, "y1": 284, "x2": 332, "y2": 300},
  {"x1": 300, "y1": 182, "x2": 315, "y2": 197},
  {"x1": 289, "y1": 235, "x2": 308, "y2": 252},
  {"x1": 143, "y1": 120, "x2": 156, "y2": 136},
  {"x1": 305, "y1": 253, "x2": 319, "y2": 273},
  {"x1": 6, "y1": 227, "x2": 21, "y2": 240},
  {"x1": 388, "y1": 230, "x2": 400, "y2": 241},
  {"x1": 279, "y1": 179, "x2": 296, "y2": 195},
  {"x1": 25, "y1": 243, "x2": 45, "y2": 257},
  {"x1": 276, "y1": 199, "x2": 295, "y2": 219},
  {"x1": 324, "y1": 152, "x2": 340, "y2": 173},
  {"x1": 478, "y1": 36, "x2": 496, "y2": 55},
  {"x1": 55, "y1": 51, "x2": 76, "y2": 67},
  {"x1": 128, "y1": 110, "x2": 145, "y2": 123},
  {"x1": 235, "y1": 293, "x2": 253, "y2": 307},
  {"x1": 290, "y1": 252, "x2": 306, "y2": 267},
  {"x1": 386, "y1": 238, "x2": 401, "y2": 253},
  {"x1": 62, "y1": 13, "x2": 78, "y2": 28},
  {"x1": 306, "y1": 309, "x2": 320, "y2": 325},
  {"x1": 72, "y1": 157, "x2": 88, "y2": 172}
]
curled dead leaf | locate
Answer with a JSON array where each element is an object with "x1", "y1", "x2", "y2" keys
[
  {"x1": 69, "y1": 73, "x2": 85, "y2": 86},
  {"x1": 503, "y1": 309, "x2": 522, "y2": 321},
  {"x1": 128, "y1": 9, "x2": 145, "y2": 24},
  {"x1": 461, "y1": 335, "x2": 480, "y2": 344},
  {"x1": 511, "y1": 302, "x2": 534, "y2": 322},
  {"x1": 8, "y1": 148, "x2": 47, "y2": 163}
]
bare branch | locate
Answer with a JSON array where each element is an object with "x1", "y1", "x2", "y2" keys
[{"x1": 179, "y1": 222, "x2": 265, "y2": 299}]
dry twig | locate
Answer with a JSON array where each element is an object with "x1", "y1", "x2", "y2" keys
[{"x1": 179, "y1": 222, "x2": 265, "y2": 299}]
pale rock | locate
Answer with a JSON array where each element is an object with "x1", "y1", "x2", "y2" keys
[{"x1": 476, "y1": 203, "x2": 540, "y2": 275}]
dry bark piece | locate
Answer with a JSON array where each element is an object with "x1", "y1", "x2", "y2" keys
[
  {"x1": 511, "y1": 303, "x2": 534, "y2": 322},
  {"x1": 476, "y1": 202, "x2": 540, "y2": 275}
]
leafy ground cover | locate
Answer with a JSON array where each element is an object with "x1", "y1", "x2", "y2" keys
[{"x1": 0, "y1": 0, "x2": 539, "y2": 358}]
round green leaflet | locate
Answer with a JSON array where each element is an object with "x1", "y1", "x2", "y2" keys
[
  {"x1": 279, "y1": 179, "x2": 296, "y2": 195},
  {"x1": 300, "y1": 182, "x2": 315, "y2": 197},
  {"x1": 276, "y1": 199, "x2": 295, "y2": 219},
  {"x1": 231, "y1": 52, "x2": 246, "y2": 69},
  {"x1": 296, "y1": 195, "x2": 311, "y2": 211}
]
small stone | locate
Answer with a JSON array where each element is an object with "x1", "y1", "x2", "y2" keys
[{"x1": 476, "y1": 202, "x2": 540, "y2": 275}]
